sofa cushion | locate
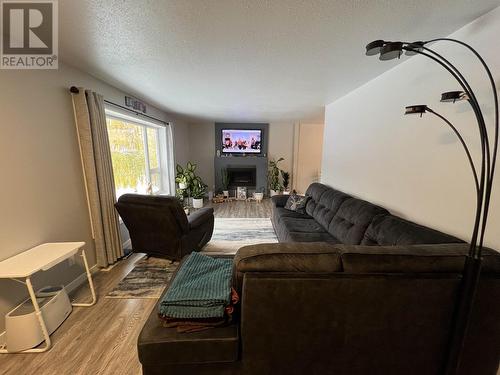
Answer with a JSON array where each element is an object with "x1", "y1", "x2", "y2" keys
[
  {"x1": 288, "y1": 231, "x2": 340, "y2": 243},
  {"x1": 233, "y1": 242, "x2": 343, "y2": 291},
  {"x1": 309, "y1": 188, "x2": 352, "y2": 230},
  {"x1": 328, "y1": 198, "x2": 389, "y2": 245},
  {"x1": 361, "y1": 214, "x2": 464, "y2": 246},
  {"x1": 304, "y1": 183, "x2": 330, "y2": 216},
  {"x1": 284, "y1": 194, "x2": 310, "y2": 214},
  {"x1": 281, "y1": 217, "x2": 327, "y2": 233},
  {"x1": 339, "y1": 243, "x2": 500, "y2": 273},
  {"x1": 273, "y1": 207, "x2": 312, "y2": 223}
]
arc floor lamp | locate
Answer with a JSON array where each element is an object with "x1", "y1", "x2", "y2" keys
[{"x1": 365, "y1": 39, "x2": 498, "y2": 374}]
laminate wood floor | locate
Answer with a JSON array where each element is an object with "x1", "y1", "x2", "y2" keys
[
  {"x1": 206, "y1": 198, "x2": 272, "y2": 218},
  {"x1": 1, "y1": 200, "x2": 273, "y2": 375}
]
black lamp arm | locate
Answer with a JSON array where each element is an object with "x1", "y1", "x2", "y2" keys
[
  {"x1": 419, "y1": 45, "x2": 491, "y2": 170},
  {"x1": 401, "y1": 42, "x2": 491, "y2": 171},
  {"x1": 431, "y1": 39, "x2": 498, "y2": 176},
  {"x1": 408, "y1": 48, "x2": 487, "y2": 258},
  {"x1": 415, "y1": 43, "x2": 499, "y2": 253},
  {"x1": 426, "y1": 107, "x2": 480, "y2": 193},
  {"x1": 426, "y1": 38, "x2": 499, "y2": 250},
  {"x1": 415, "y1": 46, "x2": 490, "y2": 197}
]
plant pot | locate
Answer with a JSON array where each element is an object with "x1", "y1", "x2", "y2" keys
[
  {"x1": 223, "y1": 190, "x2": 229, "y2": 198},
  {"x1": 254, "y1": 192, "x2": 264, "y2": 202},
  {"x1": 192, "y1": 198, "x2": 204, "y2": 209},
  {"x1": 270, "y1": 190, "x2": 281, "y2": 197},
  {"x1": 283, "y1": 190, "x2": 290, "y2": 195},
  {"x1": 179, "y1": 182, "x2": 187, "y2": 190}
]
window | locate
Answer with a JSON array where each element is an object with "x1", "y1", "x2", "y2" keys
[{"x1": 105, "y1": 108, "x2": 174, "y2": 198}]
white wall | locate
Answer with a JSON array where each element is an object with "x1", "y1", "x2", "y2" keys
[
  {"x1": 0, "y1": 63, "x2": 191, "y2": 333},
  {"x1": 322, "y1": 7, "x2": 500, "y2": 249},
  {"x1": 293, "y1": 123, "x2": 324, "y2": 194},
  {"x1": 187, "y1": 122, "x2": 216, "y2": 190},
  {"x1": 268, "y1": 122, "x2": 295, "y2": 176}
]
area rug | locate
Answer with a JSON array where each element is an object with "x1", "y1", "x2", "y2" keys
[
  {"x1": 106, "y1": 257, "x2": 179, "y2": 299},
  {"x1": 202, "y1": 218, "x2": 278, "y2": 255}
]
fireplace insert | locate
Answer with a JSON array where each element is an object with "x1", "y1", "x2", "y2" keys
[{"x1": 227, "y1": 167, "x2": 256, "y2": 187}]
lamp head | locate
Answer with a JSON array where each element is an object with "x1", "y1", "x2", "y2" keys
[
  {"x1": 405, "y1": 41, "x2": 425, "y2": 56},
  {"x1": 365, "y1": 40, "x2": 386, "y2": 56},
  {"x1": 380, "y1": 42, "x2": 404, "y2": 60},
  {"x1": 405, "y1": 105, "x2": 428, "y2": 117},
  {"x1": 441, "y1": 91, "x2": 469, "y2": 103}
]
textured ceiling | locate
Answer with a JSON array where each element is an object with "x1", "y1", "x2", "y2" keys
[{"x1": 59, "y1": 0, "x2": 500, "y2": 122}]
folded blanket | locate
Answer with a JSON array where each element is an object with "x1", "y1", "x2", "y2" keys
[
  {"x1": 159, "y1": 252, "x2": 233, "y2": 319},
  {"x1": 160, "y1": 316, "x2": 227, "y2": 333}
]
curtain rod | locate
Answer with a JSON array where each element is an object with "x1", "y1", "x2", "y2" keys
[{"x1": 69, "y1": 86, "x2": 168, "y2": 125}]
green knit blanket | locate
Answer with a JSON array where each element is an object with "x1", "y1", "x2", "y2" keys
[{"x1": 159, "y1": 252, "x2": 233, "y2": 319}]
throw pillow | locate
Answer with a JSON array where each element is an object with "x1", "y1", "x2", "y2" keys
[{"x1": 284, "y1": 194, "x2": 309, "y2": 214}]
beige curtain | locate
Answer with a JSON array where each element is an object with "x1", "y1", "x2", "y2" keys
[{"x1": 71, "y1": 88, "x2": 123, "y2": 267}]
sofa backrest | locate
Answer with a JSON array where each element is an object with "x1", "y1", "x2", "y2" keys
[
  {"x1": 304, "y1": 182, "x2": 330, "y2": 216},
  {"x1": 361, "y1": 214, "x2": 464, "y2": 246},
  {"x1": 305, "y1": 183, "x2": 388, "y2": 244},
  {"x1": 305, "y1": 186, "x2": 351, "y2": 229},
  {"x1": 115, "y1": 194, "x2": 189, "y2": 254},
  {"x1": 327, "y1": 198, "x2": 389, "y2": 244},
  {"x1": 304, "y1": 183, "x2": 463, "y2": 246},
  {"x1": 234, "y1": 242, "x2": 500, "y2": 375}
]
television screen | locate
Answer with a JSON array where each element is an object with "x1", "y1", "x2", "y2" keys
[{"x1": 221, "y1": 129, "x2": 262, "y2": 154}]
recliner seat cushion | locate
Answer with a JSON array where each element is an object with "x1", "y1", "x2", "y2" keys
[
  {"x1": 361, "y1": 214, "x2": 464, "y2": 246},
  {"x1": 328, "y1": 198, "x2": 389, "y2": 245}
]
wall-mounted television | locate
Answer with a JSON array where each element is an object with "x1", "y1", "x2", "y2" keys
[{"x1": 221, "y1": 129, "x2": 262, "y2": 154}]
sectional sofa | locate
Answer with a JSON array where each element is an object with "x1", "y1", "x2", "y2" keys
[
  {"x1": 271, "y1": 183, "x2": 464, "y2": 245},
  {"x1": 137, "y1": 183, "x2": 500, "y2": 375}
]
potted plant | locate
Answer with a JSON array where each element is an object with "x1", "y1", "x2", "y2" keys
[
  {"x1": 282, "y1": 171, "x2": 291, "y2": 195},
  {"x1": 176, "y1": 162, "x2": 197, "y2": 192},
  {"x1": 253, "y1": 187, "x2": 264, "y2": 202},
  {"x1": 221, "y1": 168, "x2": 230, "y2": 197},
  {"x1": 191, "y1": 179, "x2": 207, "y2": 208},
  {"x1": 268, "y1": 158, "x2": 284, "y2": 196},
  {"x1": 177, "y1": 176, "x2": 187, "y2": 190}
]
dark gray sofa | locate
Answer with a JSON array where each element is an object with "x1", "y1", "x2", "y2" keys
[
  {"x1": 138, "y1": 242, "x2": 500, "y2": 375},
  {"x1": 272, "y1": 183, "x2": 463, "y2": 245},
  {"x1": 136, "y1": 183, "x2": 500, "y2": 375}
]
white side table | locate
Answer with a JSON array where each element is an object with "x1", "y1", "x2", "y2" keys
[{"x1": 0, "y1": 242, "x2": 96, "y2": 353}]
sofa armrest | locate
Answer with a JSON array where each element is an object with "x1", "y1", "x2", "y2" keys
[
  {"x1": 271, "y1": 194, "x2": 289, "y2": 207},
  {"x1": 188, "y1": 207, "x2": 214, "y2": 229},
  {"x1": 233, "y1": 242, "x2": 342, "y2": 292}
]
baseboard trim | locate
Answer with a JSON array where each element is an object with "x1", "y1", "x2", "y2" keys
[
  {"x1": 122, "y1": 239, "x2": 131, "y2": 249},
  {"x1": 65, "y1": 264, "x2": 99, "y2": 294}
]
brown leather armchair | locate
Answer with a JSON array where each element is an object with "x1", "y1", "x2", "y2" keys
[{"x1": 115, "y1": 194, "x2": 214, "y2": 260}]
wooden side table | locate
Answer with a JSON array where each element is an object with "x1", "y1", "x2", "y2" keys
[{"x1": 0, "y1": 242, "x2": 96, "y2": 353}]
